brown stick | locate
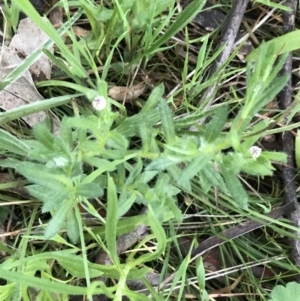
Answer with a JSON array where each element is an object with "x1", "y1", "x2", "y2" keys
[
  {"x1": 191, "y1": 202, "x2": 295, "y2": 261},
  {"x1": 198, "y1": 0, "x2": 250, "y2": 109},
  {"x1": 278, "y1": 0, "x2": 300, "y2": 283}
]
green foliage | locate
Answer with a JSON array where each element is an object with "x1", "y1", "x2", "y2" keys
[
  {"x1": 254, "y1": 0, "x2": 293, "y2": 11},
  {"x1": 269, "y1": 282, "x2": 300, "y2": 301},
  {"x1": 246, "y1": 30, "x2": 300, "y2": 61},
  {"x1": 0, "y1": 1, "x2": 296, "y2": 300},
  {"x1": 0, "y1": 85, "x2": 181, "y2": 245},
  {"x1": 145, "y1": 0, "x2": 206, "y2": 56}
]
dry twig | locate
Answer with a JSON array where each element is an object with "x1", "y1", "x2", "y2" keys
[
  {"x1": 278, "y1": 0, "x2": 300, "y2": 283},
  {"x1": 198, "y1": 0, "x2": 250, "y2": 111}
]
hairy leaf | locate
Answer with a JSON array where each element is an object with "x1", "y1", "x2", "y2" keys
[
  {"x1": 159, "y1": 99, "x2": 175, "y2": 144},
  {"x1": 76, "y1": 183, "x2": 103, "y2": 199},
  {"x1": 0, "y1": 129, "x2": 30, "y2": 156},
  {"x1": 16, "y1": 162, "x2": 72, "y2": 188},
  {"x1": 66, "y1": 208, "x2": 80, "y2": 244},
  {"x1": 26, "y1": 185, "x2": 70, "y2": 212},
  {"x1": 44, "y1": 200, "x2": 72, "y2": 240},
  {"x1": 204, "y1": 106, "x2": 228, "y2": 143},
  {"x1": 220, "y1": 166, "x2": 248, "y2": 210}
]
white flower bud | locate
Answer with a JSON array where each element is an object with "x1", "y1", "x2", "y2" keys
[
  {"x1": 249, "y1": 146, "x2": 262, "y2": 159},
  {"x1": 92, "y1": 96, "x2": 106, "y2": 111}
]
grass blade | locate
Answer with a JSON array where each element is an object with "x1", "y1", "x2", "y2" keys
[{"x1": 146, "y1": 0, "x2": 206, "y2": 55}]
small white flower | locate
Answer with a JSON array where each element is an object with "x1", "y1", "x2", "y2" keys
[
  {"x1": 249, "y1": 146, "x2": 262, "y2": 159},
  {"x1": 92, "y1": 96, "x2": 106, "y2": 111},
  {"x1": 53, "y1": 157, "x2": 69, "y2": 167}
]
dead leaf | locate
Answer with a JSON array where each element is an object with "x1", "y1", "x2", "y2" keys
[
  {"x1": 0, "y1": 46, "x2": 60, "y2": 133},
  {"x1": 9, "y1": 17, "x2": 53, "y2": 81},
  {"x1": 108, "y1": 82, "x2": 146, "y2": 102},
  {"x1": 0, "y1": 46, "x2": 48, "y2": 125},
  {"x1": 49, "y1": 7, "x2": 63, "y2": 26},
  {"x1": 71, "y1": 26, "x2": 89, "y2": 37}
]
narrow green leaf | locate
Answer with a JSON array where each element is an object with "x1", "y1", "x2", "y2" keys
[
  {"x1": 146, "y1": 0, "x2": 206, "y2": 54},
  {"x1": 232, "y1": 76, "x2": 288, "y2": 136},
  {"x1": 0, "y1": 159, "x2": 20, "y2": 168},
  {"x1": 16, "y1": 162, "x2": 71, "y2": 188},
  {"x1": 195, "y1": 35, "x2": 209, "y2": 73},
  {"x1": 65, "y1": 116, "x2": 97, "y2": 129},
  {"x1": 107, "y1": 131, "x2": 129, "y2": 150},
  {"x1": 60, "y1": 117, "x2": 75, "y2": 148},
  {"x1": 106, "y1": 176, "x2": 118, "y2": 262},
  {"x1": 43, "y1": 49, "x2": 82, "y2": 84},
  {"x1": 125, "y1": 158, "x2": 143, "y2": 185},
  {"x1": 82, "y1": 154, "x2": 137, "y2": 184},
  {"x1": 199, "y1": 170, "x2": 211, "y2": 193},
  {"x1": 0, "y1": 269, "x2": 91, "y2": 295},
  {"x1": 167, "y1": 251, "x2": 190, "y2": 300},
  {"x1": 204, "y1": 106, "x2": 228, "y2": 143},
  {"x1": 178, "y1": 154, "x2": 210, "y2": 191},
  {"x1": 261, "y1": 151, "x2": 287, "y2": 163},
  {"x1": 81, "y1": 2, "x2": 102, "y2": 39},
  {"x1": 128, "y1": 207, "x2": 165, "y2": 267},
  {"x1": 196, "y1": 257, "x2": 206, "y2": 290},
  {"x1": 89, "y1": 214, "x2": 148, "y2": 240},
  {"x1": 220, "y1": 166, "x2": 248, "y2": 210},
  {"x1": 26, "y1": 185, "x2": 70, "y2": 212},
  {"x1": 44, "y1": 200, "x2": 72, "y2": 240},
  {"x1": 0, "y1": 129, "x2": 30, "y2": 156},
  {"x1": 3, "y1": 249, "x2": 148, "y2": 283},
  {"x1": 141, "y1": 83, "x2": 164, "y2": 112},
  {"x1": 33, "y1": 123, "x2": 55, "y2": 150},
  {"x1": 140, "y1": 170, "x2": 159, "y2": 184},
  {"x1": 57, "y1": 253, "x2": 103, "y2": 278},
  {"x1": 246, "y1": 30, "x2": 300, "y2": 61},
  {"x1": 116, "y1": 109, "x2": 160, "y2": 137},
  {"x1": 66, "y1": 208, "x2": 80, "y2": 244},
  {"x1": 83, "y1": 157, "x2": 114, "y2": 169},
  {"x1": 241, "y1": 160, "x2": 274, "y2": 176},
  {"x1": 102, "y1": 30, "x2": 129, "y2": 81},
  {"x1": 118, "y1": 193, "x2": 136, "y2": 218},
  {"x1": 37, "y1": 81, "x2": 98, "y2": 100},
  {"x1": 0, "y1": 94, "x2": 81, "y2": 125},
  {"x1": 159, "y1": 100, "x2": 175, "y2": 144},
  {"x1": 166, "y1": 197, "x2": 182, "y2": 222},
  {"x1": 241, "y1": 119, "x2": 269, "y2": 149},
  {"x1": 139, "y1": 118, "x2": 152, "y2": 153},
  {"x1": 254, "y1": 75, "x2": 288, "y2": 111},
  {"x1": 76, "y1": 183, "x2": 103, "y2": 199},
  {"x1": 201, "y1": 163, "x2": 227, "y2": 192},
  {"x1": 255, "y1": 0, "x2": 292, "y2": 11},
  {"x1": 0, "y1": 241, "x2": 13, "y2": 254},
  {"x1": 153, "y1": 173, "x2": 169, "y2": 194},
  {"x1": 229, "y1": 129, "x2": 242, "y2": 151},
  {"x1": 145, "y1": 156, "x2": 179, "y2": 171}
]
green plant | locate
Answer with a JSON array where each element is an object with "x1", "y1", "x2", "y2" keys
[
  {"x1": 0, "y1": 43, "x2": 291, "y2": 299},
  {"x1": 0, "y1": 0, "x2": 299, "y2": 300},
  {"x1": 269, "y1": 282, "x2": 300, "y2": 301},
  {"x1": 0, "y1": 84, "x2": 175, "y2": 300}
]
